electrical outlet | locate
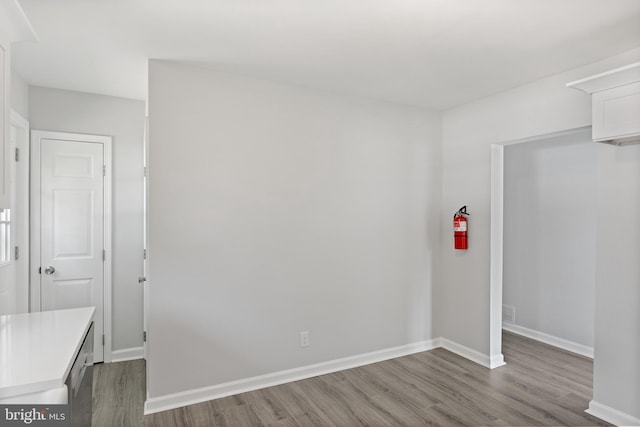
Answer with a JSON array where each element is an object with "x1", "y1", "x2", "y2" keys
[{"x1": 300, "y1": 331, "x2": 310, "y2": 348}]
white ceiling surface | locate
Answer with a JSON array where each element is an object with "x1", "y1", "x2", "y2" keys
[{"x1": 12, "y1": 0, "x2": 640, "y2": 110}]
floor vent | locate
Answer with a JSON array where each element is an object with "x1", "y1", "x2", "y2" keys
[{"x1": 502, "y1": 305, "x2": 516, "y2": 323}]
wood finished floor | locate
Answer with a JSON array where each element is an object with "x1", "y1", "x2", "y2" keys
[{"x1": 92, "y1": 332, "x2": 610, "y2": 426}]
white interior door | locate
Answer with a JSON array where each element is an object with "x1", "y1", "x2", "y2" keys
[
  {"x1": 12, "y1": 112, "x2": 29, "y2": 315},
  {"x1": 0, "y1": 127, "x2": 16, "y2": 315},
  {"x1": 32, "y1": 131, "x2": 112, "y2": 363},
  {"x1": 0, "y1": 112, "x2": 29, "y2": 316}
]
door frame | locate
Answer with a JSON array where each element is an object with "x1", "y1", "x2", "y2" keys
[
  {"x1": 489, "y1": 125, "x2": 591, "y2": 362},
  {"x1": 30, "y1": 130, "x2": 113, "y2": 362},
  {"x1": 9, "y1": 109, "x2": 29, "y2": 313},
  {"x1": 143, "y1": 117, "x2": 149, "y2": 362}
]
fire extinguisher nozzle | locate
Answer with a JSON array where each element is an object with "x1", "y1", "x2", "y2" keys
[{"x1": 454, "y1": 205, "x2": 470, "y2": 217}]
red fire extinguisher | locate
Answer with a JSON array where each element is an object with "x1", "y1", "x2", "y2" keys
[{"x1": 454, "y1": 206, "x2": 469, "y2": 250}]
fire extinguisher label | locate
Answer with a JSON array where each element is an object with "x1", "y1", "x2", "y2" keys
[{"x1": 454, "y1": 221, "x2": 467, "y2": 232}]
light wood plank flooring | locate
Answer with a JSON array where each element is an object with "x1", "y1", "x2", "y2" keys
[{"x1": 93, "y1": 332, "x2": 609, "y2": 426}]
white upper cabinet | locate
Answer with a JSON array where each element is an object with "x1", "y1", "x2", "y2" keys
[
  {"x1": 592, "y1": 81, "x2": 640, "y2": 143},
  {"x1": 567, "y1": 62, "x2": 640, "y2": 146},
  {"x1": 0, "y1": 1, "x2": 37, "y2": 209}
]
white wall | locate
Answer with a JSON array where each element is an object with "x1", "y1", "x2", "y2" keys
[
  {"x1": 593, "y1": 143, "x2": 640, "y2": 420},
  {"x1": 440, "y1": 46, "x2": 640, "y2": 423},
  {"x1": 503, "y1": 130, "x2": 595, "y2": 348},
  {"x1": 147, "y1": 60, "x2": 442, "y2": 399},
  {"x1": 10, "y1": 70, "x2": 28, "y2": 119},
  {"x1": 29, "y1": 87, "x2": 146, "y2": 352}
]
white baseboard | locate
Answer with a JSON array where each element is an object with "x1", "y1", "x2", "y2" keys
[
  {"x1": 144, "y1": 337, "x2": 511, "y2": 414},
  {"x1": 488, "y1": 353, "x2": 506, "y2": 369},
  {"x1": 441, "y1": 338, "x2": 506, "y2": 369},
  {"x1": 111, "y1": 346, "x2": 144, "y2": 362},
  {"x1": 144, "y1": 338, "x2": 441, "y2": 415},
  {"x1": 586, "y1": 400, "x2": 640, "y2": 426},
  {"x1": 502, "y1": 322, "x2": 593, "y2": 358}
]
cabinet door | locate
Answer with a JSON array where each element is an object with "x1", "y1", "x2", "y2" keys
[
  {"x1": 0, "y1": 37, "x2": 8, "y2": 209},
  {"x1": 592, "y1": 81, "x2": 640, "y2": 142}
]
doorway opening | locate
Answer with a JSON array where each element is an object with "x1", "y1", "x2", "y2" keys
[{"x1": 490, "y1": 126, "x2": 595, "y2": 360}]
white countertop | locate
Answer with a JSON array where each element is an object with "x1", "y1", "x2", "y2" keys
[{"x1": 0, "y1": 307, "x2": 95, "y2": 399}]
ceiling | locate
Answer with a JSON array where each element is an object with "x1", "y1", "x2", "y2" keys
[{"x1": 12, "y1": 0, "x2": 640, "y2": 110}]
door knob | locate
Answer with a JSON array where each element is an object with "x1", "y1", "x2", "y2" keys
[{"x1": 44, "y1": 266, "x2": 56, "y2": 275}]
